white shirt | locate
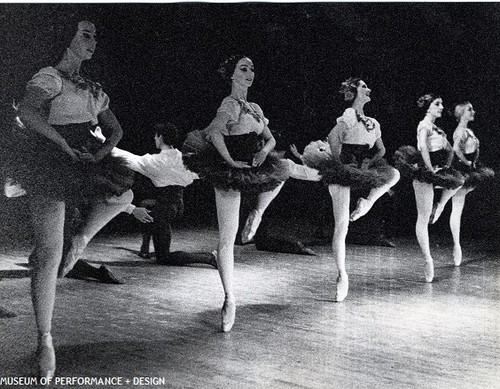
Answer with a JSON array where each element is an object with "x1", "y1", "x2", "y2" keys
[
  {"x1": 285, "y1": 159, "x2": 322, "y2": 181},
  {"x1": 111, "y1": 148, "x2": 198, "y2": 187}
]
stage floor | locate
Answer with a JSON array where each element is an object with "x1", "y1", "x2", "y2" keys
[{"x1": 0, "y1": 228, "x2": 498, "y2": 388}]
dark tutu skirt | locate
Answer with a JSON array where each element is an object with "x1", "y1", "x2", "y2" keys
[
  {"x1": 302, "y1": 140, "x2": 395, "y2": 190},
  {"x1": 393, "y1": 145, "x2": 464, "y2": 189},
  {"x1": 182, "y1": 131, "x2": 289, "y2": 193},
  {"x1": 7, "y1": 121, "x2": 135, "y2": 201},
  {"x1": 452, "y1": 152, "x2": 495, "y2": 188}
]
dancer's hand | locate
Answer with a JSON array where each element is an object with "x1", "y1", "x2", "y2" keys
[
  {"x1": 230, "y1": 160, "x2": 251, "y2": 169},
  {"x1": 361, "y1": 158, "x2": 371, "y2": 170},
  {"x1": 252, "y1": 150, "x2": 268, "y2": 167},
  {"x1": 75, "y1": 147, "x2": 97, "y2": 164},
  {"x1": 289, "y1": 144, "x2": 302, "y2": 159},
  {"x1": 132, "y1": 207, "x2": 153, "y2": 223}
]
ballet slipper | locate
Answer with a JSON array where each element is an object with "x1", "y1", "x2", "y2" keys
[
  {"x1": 59, "y1": 235, "x2": 87, "y2": 278},
  {"x1": 424, "y1": 259, "x2": 434, "y2": 283},
  {"x1": 349, "y1": 198, "x2": 374, "y2": 222},
  {"x1": 240, "y1": 210, "x2": 262, "y2": 244},
  {"x1": 37, "y1": 333, "x2": 55, "y2": 381},
  {"x1": 429, "y1": 204, "x2": 443, "y2": 225},
  {"x1": 453, "y1": 246, "x2": 462, "y2": 267},
  {"x1": 221, "y1": 299, "x2": 236, "y2": 332},
  {"x1": 335, "y1": 275, "x2": 349, "y2": 302}
]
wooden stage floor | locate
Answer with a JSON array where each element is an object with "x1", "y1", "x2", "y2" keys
[{"x1": 0, "y1": 228, "x2": 498, "y2": 388}]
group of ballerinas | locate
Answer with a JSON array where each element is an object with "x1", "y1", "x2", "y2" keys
[{"x1": 8, "y1": 20, "x2": 494, "y2": 381}]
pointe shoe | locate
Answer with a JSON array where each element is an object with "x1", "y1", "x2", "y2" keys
[
  {"x1": 335, "y1": 275, "x2": 349, "y2": 302},
  {"x1": 453, "y1": 246, "x2": 462, "y2": 267},
  {"x1": 349, "y1": 198, "x2": 373, "y2": 222},
  {"x1": 59, "y1": 235, "x2": 86, "y2": 278},
  {"x1": 37, "y1": 333, "x2": 55, "y2": 381},
  {"x1": 429, "y1": 204, "x2": 443, "y2": 225},
  {"x1": 424, "y1": 260, "x2": 434, "y2": 283},
  {"x1": 241, "y1": 211, "x2": 262, "y2": 244},
  {"x1": 221, "y1": 299, "x2": 236, "y2": 332}
]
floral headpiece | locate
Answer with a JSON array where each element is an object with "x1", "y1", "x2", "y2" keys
[
  {"x1": 339, "y1": 78, "x2": 358, "y2": 101},
  {"x1": 417, "y1": 93, "x2": 438, "y2": 110},
  {"x1": 218, "y1": 54, "x2": 246, "y2": 82}
]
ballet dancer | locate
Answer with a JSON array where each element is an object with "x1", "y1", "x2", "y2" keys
[
  {"x1": 302, "y1": 78, "x2": 400, "y2": 302},
  {"x1": 394, "y1": 94, "x2": 464, "y2": 282},
  {"x1": 183, "y1": 55, "x2": 289, "y2": 331},
  {"x1": 14, "y1": 21, "x2": 135, "y2": 379},
  {"x1": 449, "y1": 102, "x2": 494, "y2": 266}
]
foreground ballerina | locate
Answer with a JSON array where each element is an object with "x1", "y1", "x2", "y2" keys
[
  {"x1": 183, "y1": 55, "x2": 289, "y2": 331},
  {"x1": 13, "y1": 21, "x2": 134, "y2": 380},
  {"x1": 302, "y1": 78, "x2": 400, "y2": 302}
]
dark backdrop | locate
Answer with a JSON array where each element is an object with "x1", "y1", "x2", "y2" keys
[{"x1": 1, "y1": 3, "x2": 500, "y2": 244}]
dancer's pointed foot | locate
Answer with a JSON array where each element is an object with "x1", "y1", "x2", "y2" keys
[
  {"x1": 424, "y1": 260, "x2": 434, "y2": 282},
  {"x1": 59, "y1": 235, "x2": 86, "y2": 278},
  {"x1": 429, "y1": 204, "x2": 443, "y2": 225},
  {"x1": 349, "y1": 198, "x2": 374, "y2": 222},
  {"x1": 37, "y1": 333, "x2": 55, "y2": 381},
  {"x1": 335, "y1": 275, "x2": 349, "y2": 302},
  {"x1": 453, "y1": 246, "x2": 462, "y2": 267},
  {"x1": 241, "y1": 211, "x2": 262, "y2": 244},
  {"x1": 221, "y1": 299, "x2": 236, "y2": 332}
]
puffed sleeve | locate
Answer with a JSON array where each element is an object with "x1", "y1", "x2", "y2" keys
[
  {"x1": 417, "y1": 122, "x2": 433, "y2": 137},
  {"x1": 336, "y1": 108, "x2": 357, "y2": 129},
  {"x1": 25, "y1": 67, "x2": 62, "y2": 101},
  {"x1": 251, "y1": 103, "x2": 269, "y2": 126},
  {"x1": 217, "y1": 97, "x2": 240, "y2": 123}
]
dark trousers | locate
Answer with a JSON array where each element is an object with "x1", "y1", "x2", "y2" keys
[{"x1": 142, "y1": 186, "x2": 184, "y2": 262}]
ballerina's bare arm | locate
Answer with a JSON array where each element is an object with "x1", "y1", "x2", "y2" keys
[
  {"x1": 453, "y1": 129, "x2": 472, "y2": 166},
  {"x1": 208, "y1": 112, "x2": 250, "y2": 169},
  {"x1": 92, "y1": 109, "x2": 124, "y2": 162},
  {"x1": 252, "y1": 126, "x2": 275, "y2": 167},
  {"x1": 18, "y1": 90, "x2": 78, "y2": 161},
  {"x1": 418, "y1": 126, "x2": 435, "y2": 172},
  {"x1": 363, "y1": 137, "x2": 386, "y2": 168},
  {"x1": 327, "y1": 122, "x2": 348, "y2": 162}
]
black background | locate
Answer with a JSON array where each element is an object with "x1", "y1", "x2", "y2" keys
[{"x1": 1, "y1": 3, "x2": 500, "y2": 244}]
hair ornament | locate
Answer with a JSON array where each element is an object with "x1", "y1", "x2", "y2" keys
[{"x1": 339, "y1": 78, "x2": 358, "y2": 101}]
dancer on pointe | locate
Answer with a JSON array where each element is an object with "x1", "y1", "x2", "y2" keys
[
  {"x1": 302, "y1": 78, "x2": 400, "y2": 302},
  {"x1": 183, "y1": 55, "x2": 289, "y2": 331},
  {"x1": 394, "y1": 94, "x2": 464, "y2": 282},
  {"x1": 449, "y1": 102, "x2": 494, "y2": 266},
  {"x1": 13, "y1": 21, "x2": 135, "y2": 379}
]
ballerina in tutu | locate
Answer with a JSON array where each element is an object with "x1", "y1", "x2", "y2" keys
[
  {"x1": 449, "y1": 102, "x2": 494, "y2": 266},
  {"x1": 302, "y1": 78, "x2": 400, "y2": 302},
  {"x1": 394, "y1": 94, "x2": 464, "y2": 282},
  {"x1": 183, "y1": 55, "x2": 289, "y2": 331},
  {"x1": 13, "y1": 21, "x2": 135, "y2": 379}
]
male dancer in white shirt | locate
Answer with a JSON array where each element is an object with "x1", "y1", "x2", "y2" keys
[{"x1": 110, "y1": 123, "x2": 217, "y2": 268}]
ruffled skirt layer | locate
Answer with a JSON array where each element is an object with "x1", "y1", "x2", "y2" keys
[
  {"x1": 182, "y1": 130, "x2": 289, "y2": 193},
  {"x1": 6, "y1": 121, "x2": 135, "y2": 201},
  {"x1": 452, "y1": 151, "x2": 495, "y2": 188},
  {"x1": 302, "y1": 140, "x2": 395, "y2": 190},
  {"x1": 393, "y1": 145, "x2": 464, "y2": 189}
]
